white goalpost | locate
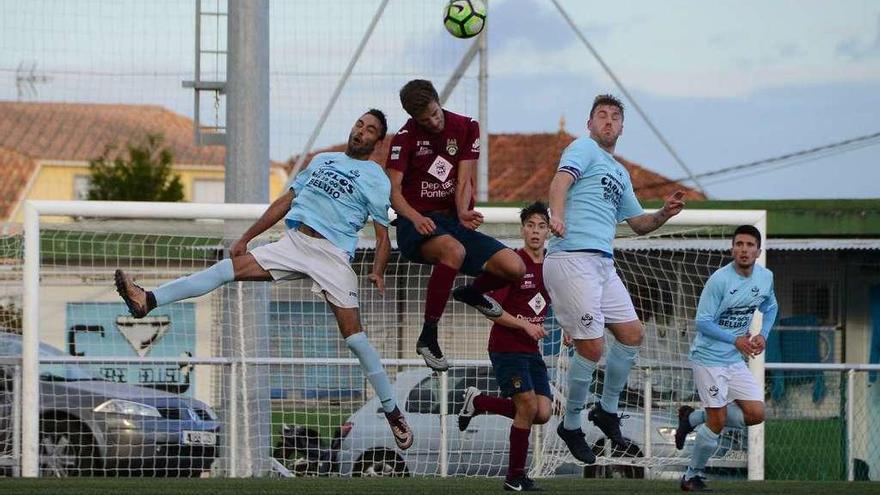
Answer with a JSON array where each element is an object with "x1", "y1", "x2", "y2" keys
[{"x1": 19, "y1": 200, "x2": 766, "y2": 479}]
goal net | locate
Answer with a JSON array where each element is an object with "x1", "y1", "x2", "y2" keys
[{"x1": 14, "y1": 201, "x2": 766, "y2": 478}]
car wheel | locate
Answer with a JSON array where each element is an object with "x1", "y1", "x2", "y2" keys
[
  {"x1": 583, "y1": 438, "x2": 645, "y2": 479},
  {"x1": 40, "y1": 419, "x2": 101, "y2": 477},
  {"x1": 353, "y1": 449, "x2": 408, "y2": 477}
]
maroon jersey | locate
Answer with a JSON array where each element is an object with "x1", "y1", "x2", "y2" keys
[
  {"x1": 385, "y1": 109, "x2": 480, "y2": 213},
  {"x1": 487, "y1": 249, "x2": 550, "y2": 354}
]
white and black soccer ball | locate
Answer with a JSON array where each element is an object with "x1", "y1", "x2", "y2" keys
[{"x1": 443, "y1": 0, "x2": 487, "y2": 39}]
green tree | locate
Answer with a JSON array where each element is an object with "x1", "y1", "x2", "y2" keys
[{"x1": 87, "y1": 134, "x2": 184, "y2": 202}]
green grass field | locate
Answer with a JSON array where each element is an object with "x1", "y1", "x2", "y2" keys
[{"x1": 0, "y1": 478, "x2": 876, "y2": 495}]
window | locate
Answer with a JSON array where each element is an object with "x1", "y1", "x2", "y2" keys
[
  {"x1": 73, "y1": 175, "x2": 91, "y2": 200},
  {"x1": 192, "y1": 179, "x2": 224, "y2": 203}
]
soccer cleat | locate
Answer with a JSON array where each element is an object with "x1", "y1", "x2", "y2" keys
[
  {"x1": 385, "y1": 406, "x2": 414, "y2": 450},
  {"x1": 114, "y1": 269, "x2": 152, "y2": 318},
  {"x1": 676, "y1": 405, "x2": 696, "y2": 450},
  {"x1": 416, "y1": 338, "x2": 449, "y2": 372},
  {"x1": 458, "y1": 387, "x2": 482, "y2": 432},
  {"x1": 588, "y1": 404, "x2": 630, "y2": 450},
  {"x1": 452, "y1": 285, "x2": 503, "y2": 318},
  {"x1": 555, "y1": 423, "x2": 596, "y2": 464},
  {"x1": 503, "y1": 475, "x2": 542, "y2": 492},
  {"x1": 680, "y1": 474, "x2": 712, "y2": 492}
]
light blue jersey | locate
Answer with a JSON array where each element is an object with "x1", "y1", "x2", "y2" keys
[
  {"x1": 690, "y1": 263, "x2": 779, "y2": 366},
  {"x1": 548, "y1": 136, "x2": 643, "y2": 255},
  {"x1": 284, "y1": 152, "x2": 391, "y2": 259}
]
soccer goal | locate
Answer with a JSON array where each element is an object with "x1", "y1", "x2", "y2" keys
[{"x1": 17, "y1": 200, "x2": 766, "y2": 479}]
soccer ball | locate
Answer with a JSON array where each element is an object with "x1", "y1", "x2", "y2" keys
[{"x1": 443, "y1": 0, "x2": 487, "y2": 39}]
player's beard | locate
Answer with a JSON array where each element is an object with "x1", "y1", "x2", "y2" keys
[
  {"x1": 346, "y1": 135, "x2": 374, "y2": 159},
  {"x1": 595, "y1": 130, "x2": 620, "y2": 150}
]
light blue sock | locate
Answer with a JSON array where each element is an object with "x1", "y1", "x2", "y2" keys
[
  {"x1": 725, "y1": 402, "x2": 745, "y2": 429},
  {"x1": 153, "y1": 258, "x2": 235, "y2": 307},
  {"x1": 689, "y1": 409, "x2": 706, "y2": 428},
  {"x1": 599, "y1": 339, "x2": 639, "y2": 414},
  {"x1": 564, "y1": 353, "x2": 597, "y2": 430},
  {"x1": 684, "y1": 424, "x2": 720, "y2": 480},
  {"x1": 346, "y1": 332, "x2": 395, "y2": 414}
]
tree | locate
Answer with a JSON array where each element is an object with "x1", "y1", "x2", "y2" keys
[{"x1": 87, "y1": 134, "x2": 184, "y2": 202}]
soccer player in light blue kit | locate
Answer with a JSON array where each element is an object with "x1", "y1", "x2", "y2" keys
[
  {"x1": 676, "y1": 225, "x2": 778, "y2": 492},
  {"x1": 114, "y1": 110, "x2": 414, "y2": 450},
  {"x1": 544, "y1": 94, "x2": 686, "y2": 464}
]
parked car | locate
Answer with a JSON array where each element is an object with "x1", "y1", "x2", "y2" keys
[
  {"x1": 0, "y1": 333, "x2": 220, "y2": 477},
  {"x1": 335, "y1": 365, "x2": 716, "y2": 478}
]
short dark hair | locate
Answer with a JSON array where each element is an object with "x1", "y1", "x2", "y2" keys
[
  {"x1": 733, "y1": 225, "x2": 762, "y2": 247},
  {"x1": 399, "y1": 79, "x2": 439, "y2": 117},
  {"x1": 365, "y1": 108, "x2": 388, "y2": 140},
  {"x1": 520, "y1": 201, "x2": 550, "y2": 225},
  {"x1": 589, "y1": 94, "x2": 624, "y2": 120}
]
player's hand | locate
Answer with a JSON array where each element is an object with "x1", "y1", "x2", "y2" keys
[
  {"x1": 522, "y1": 322, "x2": 548, "y2": 341},
  {"x1": 458, "y1": 209, "x2": 484, "y2": 230},
  {"x1": 750, "y1": 334, "x2": 766, "y2": 355},
  {"x1": 368, "y1": 272, "x2": 385, "y2": 295},
  {"x1": 734, "y1": 335, "x2": 757, "y2": 358},
  {"x1": 230, "y1": 238, "x2": 249, "y2": 257},
  {"x1": 661, "y1": 190, "x2": 686, "y2": 219},
  {"x1": 550, "y1": 217, "x2": 566, "y2": 237},
  {"x1": 411, "y1": 214, "x2": 437, "y2": 236}
]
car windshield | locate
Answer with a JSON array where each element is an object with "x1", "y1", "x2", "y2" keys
[{"x1": 0, "y1": 333, "x2": 103, "y2": 382}]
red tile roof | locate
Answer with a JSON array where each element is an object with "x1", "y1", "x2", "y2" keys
[
  {"x1": 292, "y1": 131, "x2": 705, "y2": 202},
  {"x1": 0, "y1": 148, "x2": 37, "y2": 220}
]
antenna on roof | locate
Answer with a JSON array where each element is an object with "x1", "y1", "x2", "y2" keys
[{"x1": 15, "y1": 61, "x2": 50, "y2": 101}]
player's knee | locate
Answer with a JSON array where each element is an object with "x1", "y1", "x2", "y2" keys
[
  {"x1": 533, "y1": 408, "x2": 551, "y2": 425},
  {"x1": 507, "y1": 256, "x2": 526, "y2": 280},
  {"x1": 745, "y1": 407, "x2": 765, "y2": 426},
  {"x1": 439, "y1": 241, "x2": 466, "y2": 267},
  {"x1": 705, "y1": 409, "x2": 726, "y2": 433}
]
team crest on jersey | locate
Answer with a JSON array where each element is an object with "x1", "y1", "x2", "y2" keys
[
  {"x1": 708, "y1": 385, "x2": 719, "y2": 398},
  {"x1": 428, "y1": 155, "x2": 453, "y2": 182},
  {"x1": 580, "y1": 313, "x2": 594, "y2": 327},
  {"x1": 527, "y1": 292, "x2": 546, "y2": 316},
  {"x1": 751, "y1": 286, "x2": 760, "y2": 295},
  {"x1": 446, "y1": 138, "x2": 459, "y2": 156},
  {"x1": 511, "y1": 376, "x2": 523, "y2": 390}
]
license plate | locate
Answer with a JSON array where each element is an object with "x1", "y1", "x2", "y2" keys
[{"x1": 182, "y1": 430, "x2": 217, "y2": 446}]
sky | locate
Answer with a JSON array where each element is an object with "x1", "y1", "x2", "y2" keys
[{"x1": 1, "y1": 0, "x2": 878, "y2": 200}]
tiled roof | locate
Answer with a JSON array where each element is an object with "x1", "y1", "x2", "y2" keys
[
  {"x1": 291, "y1": 131, "x2": 705, "y2": 202},
  {"x1": 0, "y1": 101, "x2": 228, "y2": 165},
  {"x1": 0, "y1": 148, "x2": 37, "y2": 220}
]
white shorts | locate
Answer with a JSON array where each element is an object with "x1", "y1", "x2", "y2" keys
[
  {"x1": 250, "y1": 229, "x2": 359, "y2": 308},
  {"x1": 543, "y1": 251, "x2": 639, "y2": 340},
  {"x1": 692, "y1": 361, "x2": 763, "y2": 408}
]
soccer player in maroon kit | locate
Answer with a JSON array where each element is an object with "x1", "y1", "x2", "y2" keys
[
  {"x1": 457, "y1": 202, "x2": 552, "y2": 492},
  {"x1": 386, "y1": 79, "x2": 526, "y2": 371}
]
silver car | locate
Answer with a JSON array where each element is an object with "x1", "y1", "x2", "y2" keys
[
  {"x1": 335, "y1": 365, "x2": 717, "y2": 478},
  {"x1": 0, "y1": 333, "x2": 220, "y2": 477}
]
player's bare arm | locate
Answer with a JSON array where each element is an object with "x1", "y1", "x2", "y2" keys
[
  {"x1": 455, "y1": 158, "x2": 483, "y2": 230},
  {"x1": 369, "y1": 221, "x2": 391, "y2": 295},
  {"x1": 548, "y1": 171, "x2": 574, "y2": 237},
  {"x1": 230, "y1": 189, "x2": 295, "y2": 257},
  {"x1": 387, "y1": 168, "x2": 436, "y2": 235},
  {"x1": 625, "y1": 190, "x2": 686, "y2": 235}
]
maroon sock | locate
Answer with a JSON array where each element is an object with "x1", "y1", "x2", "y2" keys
[
  {"x1": 424, "y1": 263, "x2": 458, "y2": 322},
  {"x1": 474, "y1": 395, "x2": 515, "y2": 419},
  {"x1": 507, "y1": 425, "x2": 531, "y2": 481},
  {"x1": 471, "y1": 272, "x2": 510, "y2": 294}
]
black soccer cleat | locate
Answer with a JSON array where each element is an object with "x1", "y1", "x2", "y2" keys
[
  {"x1": 588, "y1": 404, "x2": 630, "y2": 450},
  {"x1": 452, "y1": 285, "x2": 503, "y2": 318},
  {"x1": 114, "y1": 269, "x2": 153, "y2": 318},
  {"x1": 503, "y1": 475, "x2": 542, "y2": 491},
  {"x1": 680, "y1": 474, "x2": 712, "y2": 492},
  {"x1": 555, "y1": 423, "x2": 596, "y2": 464},
  {"x1": 458, "y1": 387, "x2": 481, "y2": 432},
  {"x1": 676, "y1": 405, "x2": 696, "y2": 450}
]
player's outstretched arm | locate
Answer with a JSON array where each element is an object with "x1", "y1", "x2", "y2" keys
[
  {"x1": 386, "y1": 168, "x2": 436, "y2": 235},
  {"x1": 626, "y1": 190, "x2": 686, "y2": 235},
  {"x1": 548, "y1": 172, "x2": 574, "y2": 237},
  {"x1": 230, "y1": 189, "x2": 294, "y2": 257},
  {"x1": 368, "y1": 221, "x2": 390, "y2": 295}
]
